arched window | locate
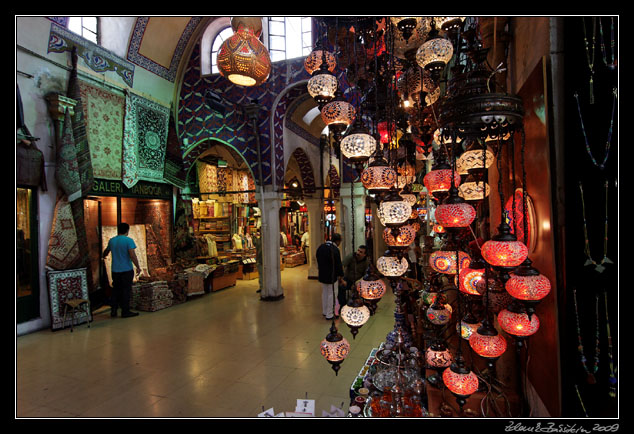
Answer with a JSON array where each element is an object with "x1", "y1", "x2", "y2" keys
[
  {"x1": 68, "y1": 16, "x2": 98, "y2": 44},
  {"x1": 210, "y1": 26, "x2": 234, "y2": 74},
  {"x1": 267, "y1": 17, "x2": 312, "y2": 62}
]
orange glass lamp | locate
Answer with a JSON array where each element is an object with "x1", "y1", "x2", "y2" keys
[
  {"x1": 357, "y1": 265, "x2": 388, "y2": 301},
  {"x1": 307, "y1": 51, "x2": 338, "y2": 107},
  {"x1": 217, "y1": 24, "x2": 271, "y2": 87},
  {"x1": 320, "y1": 323, "x2": 350, "y2": 375},
  {"x1": 456, "y1": 255, "x2": 487, "y2": 296},
  {"x1": 304, "y1": 47, "x2": 336, "y2": 75},
  {"x1": 442, "y1": 355, "x2": 480, "y2": 409},
  {"x1": 383, "y1": 223, "x2": 416, "y2": 251}
]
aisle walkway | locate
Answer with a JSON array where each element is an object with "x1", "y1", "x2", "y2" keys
[{"x1": 16, "y1": 265, "x2": 396, "y2": 418}]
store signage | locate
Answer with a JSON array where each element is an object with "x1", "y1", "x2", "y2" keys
[{"x1": 91, "y1": 178, "x2": 172, "y2": 199}]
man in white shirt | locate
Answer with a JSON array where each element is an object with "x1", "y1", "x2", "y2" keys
[{"x1": 300, "y1": 231, "x2": 309, "y2": 264}]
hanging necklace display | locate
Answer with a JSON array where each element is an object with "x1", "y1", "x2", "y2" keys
[
  {"x1": 599, "y1": 16, "x2": 617, "y2": 70},
  {"x1": 603, "y1": 292, "x2": 617, "y2": 398},
  {"x1": 579, "y1": 180, "x2": 612, "y2": 272},
  {"x1": 581, "y1": 17, "x2": 597, "y2": 104},
  {"x1": 572, "y1": 287, "x2": 600, "y2": 384},
  {"x1": 573, "y1": 87, "x2": 617, "y2": 171}
]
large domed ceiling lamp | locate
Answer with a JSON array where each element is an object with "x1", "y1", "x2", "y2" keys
[{"x1": 217, "y1": 17, "x2": 271, "y2": 87}]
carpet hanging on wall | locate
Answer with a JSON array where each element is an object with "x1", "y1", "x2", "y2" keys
[
  {"x1": 122, "y1": 91, "x2": 170, "y2": 188},
  {"x1": 78, "y1": 80, "x2": 125, "y2": 180}
]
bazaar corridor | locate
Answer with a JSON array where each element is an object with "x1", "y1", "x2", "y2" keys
[{"x1": 16, "y1": 265, "x2": 396, "y2": 418}]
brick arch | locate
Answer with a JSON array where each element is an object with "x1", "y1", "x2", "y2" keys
[{"x1": 288, "y1": 147, "x2": 316, "y2": 194}]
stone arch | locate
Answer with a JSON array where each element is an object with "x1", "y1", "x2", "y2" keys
[
  {"x1": 327, "y1": 164, "x2": 340, "y2": 199},
  {"x1": 271, "y1": 80, "x2": 310, "y2": 190},
  {"x1": 182, "y1": 137, "x2": 256, "y2": 184},
  {"x1": 287, "y1": 147, "x2": 316, "y2": 194}
]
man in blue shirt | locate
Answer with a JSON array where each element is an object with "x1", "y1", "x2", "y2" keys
[{"x1": 103, "y1": 223, "x2": 142, "y2": 318}]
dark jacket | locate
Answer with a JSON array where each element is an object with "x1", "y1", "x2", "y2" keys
[
  {"x1": 343, "y1": 253, "x2": 369, "y2": 284},
  {"x1": 316, "y1": 241, "x2": 344, "y2": 284}
]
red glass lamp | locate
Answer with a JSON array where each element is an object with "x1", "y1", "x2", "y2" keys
[
  {"x1": 435, "y1": 186, "x2": 476, "y2": 229},
  {"x1": 320, "y1": 323, "x2": 350, "y2": 375},
  {"x1": 481, "y1": 220, "x2": 528, "y2": 271},
  {"x1": 498, "y1": 307, "x2": 540, "y2": 338},
  {"x1": 423, "y1": 161, "x2": 461, "y2": 202},
  {"x1": 456, "y1": 255, "x2": 487, "y2": 296},
  {"x1": 505, "y1": 258, "x2": 551, "y2": 302},
  {"x1": 469, "y1": 321, "x2": 507, "y2": 360},
  {"x1": 442, "y1": 356, "x2": 479, "y2": 409}
]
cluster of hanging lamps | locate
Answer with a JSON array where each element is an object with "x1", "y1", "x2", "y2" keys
[{"x1": 216, "y1": 17, "x2": 271, "y2": 87}]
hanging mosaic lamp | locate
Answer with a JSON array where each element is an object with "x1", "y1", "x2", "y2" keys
[
  {"x1": 458, "y1": 315, "x2": 482, "y2": 340},
  {"x1": 361, "y1": 152, "x2": 397, "y2": 194},
  {"x1": 442, "y1": 357, "x2": 479, "y2": 409},
  {"x1": 426, "y1": 301, "x2": 453, "y2": 325},
  {"x1": 505, "y1": 258, "x2": 551, "y2": 302},
  {"x1": 217, "y1": 21, "x2": 271, "y2": 87},
  {"x1": 377, "y1": 251, "x2": 409, "y2": 277},
  {"x1": 307, "y1": 51, "x2": 338, "y2": 107},
  {"x1": 321, "y1": 90, "x2": 356, "y2": 135},
  {"x1": 357, "y1": 266, "x2": 388, "y2": 301},
  {"x1": 481, "y1": 220, "x2": 528, "y2": 270},
  {"x1": 377, "y1": 121, "x2": 395, "y2": 145},
  {"x1": 498, "y1": 307, "x2": 540, "y2": 338},
  {"x1": 415, "y1": 21, "x2": 454, "y2": 80},
  {"x1": 320, "y1": 323, "x2": 350, "y2": 375},
  {"x1": 457, "y1": 266, "x2": 485, "y2": 296},
  {"x1": 435, "y1": 187, "x2": 477, "y2": 229},
  {"x1": 425, "y1": 342, "x2": 453, "y2": 369},
  {"x1": 469, "y1": 321, "x2": 507, "y2": 360},
  {"x1": 304, "y1": 42, "x2": 336, "y2": 75},
  {"x1": 437, "y1": 16, "x2": 466, "y2": 33},
  {"x1": 340, "y1": 120, "x2": 377, "y2": 164},
  {"x1": 429, "y1": 250, "x2": 471, "y2": 274},
  {"x1": 341, "y1": 293, "x2": 371, "y2": 339},
  {"x1": 459, "y1": 175, "x2": 490, "y2": 202},
  {"x1": 423, "y1": 160, "x2": 461, "y2": 201},
  {"x1": 383, "y1": 223, "x2": 416, "y2": 250},
  {"x1": 377, "y1": 189, "x2": 413, "y2": 227}
]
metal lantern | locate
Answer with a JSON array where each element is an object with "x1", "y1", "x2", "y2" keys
[{"x1": 217, "y1": 27, "x2": 271, "y2": 87}]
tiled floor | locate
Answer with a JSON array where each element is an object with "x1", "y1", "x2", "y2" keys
[{"x1": 16, "y1": 264, "x2": 396, "y2": 418}]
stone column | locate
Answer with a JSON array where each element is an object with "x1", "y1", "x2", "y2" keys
[
  {"x1": 258, "y1": 186, "x2": 283, "y2": 300},
  {"x1": 303, "y1": 197, "x2": 323, "y2": 279}
]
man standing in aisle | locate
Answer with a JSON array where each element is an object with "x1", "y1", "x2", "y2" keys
[
  {"x1": 339, "y1": 245, "x2": 369, "y2": 308},
  {"x1": 316, "y1": 233, "x2": 344, "y2": 320},
  {"x1": 103, "y1": 222, "x2": 142, "y2": 318},
  {"x1": 300, "y1": 230, "x2": 309, "y2": 264}
]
